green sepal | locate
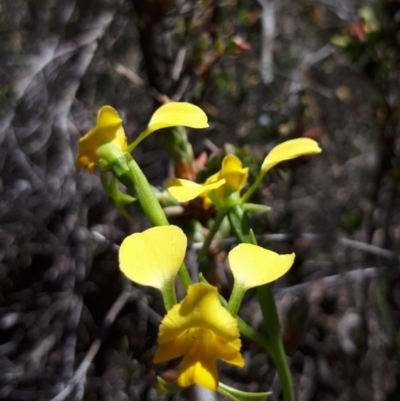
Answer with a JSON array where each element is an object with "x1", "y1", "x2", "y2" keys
[
  {"x1": 155, "y1": 377, "x2": 182, "y2": 393},
  {"x1": 207, "y1": 189, "x2": 225, "y2": 211},
  {"x1": 100, "y1": 171, "x2": 136, "y2": 222},
  {"x1": 156, "y1": 377, "x2": 271, "y2": 401},
  {"x1": 249, "y1": 229, "x2": 257, "y2": 246},
  {"x1": 217, "y1": 382, "x2": 271, "y2": 401},
  {"x1": 111, "y1": 154, "x2": 131, "y2": 178},
  {"x1": 228, "y1": 205, "x2": 251, "y2": 243},
  {"x1": 160, "y1": 126, "x2": 193, "y2": 165},
  {"x1": 97, "y1": 158, "x2": 109, "y2": 168},
  {"x1": 242, "y1": 203, "x2": 272, "y2": 214},
  {"x1": 152, "y1": 187, "x2": 181, "y2": 208}
]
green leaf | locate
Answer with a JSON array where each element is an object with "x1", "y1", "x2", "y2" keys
[
  {"x1": 217, "y1": 382, "x2": 271, "y2": 401},
  {"x1": 100, "y1": 171, "x2": 136, "y2": 222},
  {"x1": 242, "y1": 203, "x2": 272, "y2": 214},
  {"x1": 155, "y1": 377, "x2": 182, "y2": 393},
  {"x1": 155, "y1": 377, "x2": 271, "y2": 401}
]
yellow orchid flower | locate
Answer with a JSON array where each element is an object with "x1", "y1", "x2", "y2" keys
[
  {"x1": 76, "y1": 106, "x2": 127, "y2": 174},
  {"x1": 119, "y1": 225, "x2": 187, "y2": 291},
  {"x1": 204, "y1": 155, "x2": 249, "y2": 207},
  {"x1": 129, "y1": 102, "x2": 209, "y2": 151},
  {"x1": 154, "y1": 283, "x2": 245, "y2": 391},
  {"x1": 166, "y1": 154, "x2": 248, "y2": 210},
  {"x1": 229, "y1": 244, "x2": 295, "y2": 290},
  {"x1": 261, "y1": 138, "x2": 322, "y2": 173}
]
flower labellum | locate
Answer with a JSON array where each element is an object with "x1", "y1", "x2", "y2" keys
[
  {"x1": 154, "y1": 283, "x2": 245, "y2": 390},
  {"x1": 166, "y1": 178, "x2": 226, "y2": 203}
]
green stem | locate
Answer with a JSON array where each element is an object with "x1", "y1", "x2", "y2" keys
[
  {"x1": 197, "y1": 212, "x2": 227, "y2": 261},
  {"x1": 241, "y1": 170, "x2": 266, "y2": 204},
  {"x1": 226, "y1": 281, "x2": 245, "y2": 317},
  {"x1": 178, "y1": 263, "x2": 192, "y2": 290},
  {"x1": 228, "y1": 205, "x2": 294, "y2": 401},
  {"x1": 127, "y1": 128, "x2": 151, "y2": 153},
  {"x1": 237, "y1": 316, "x2": 276, "y2": 362},
  {"x1": 162, "y1": 280, "x2": 178, "y2": 311},
  {"x1": 257, "y1": 285, "x2": 294, "y2": 401}
]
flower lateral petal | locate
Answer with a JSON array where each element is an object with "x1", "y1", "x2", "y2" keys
[
  {"x1": 147, "y1": 102, "x2": 209, "y2": 134},
  {"x1": 153, "y1": 336, "x2": 189, "y2": 364},
  {"x1": 213, "y1": 336, "x2": 245, "y2": 367},
  {"x1": 229, "y1": 244, "x2": 295, "y2": 290},
  {"x1": 119, "y1": 225, "x2": 187, "y2": 290},
  {"x1": 166, "y1": 178, "x2": 226, "y2": 202},
  {"x1": 261, "y1": 138, "x2": 322, "y2": 173}
]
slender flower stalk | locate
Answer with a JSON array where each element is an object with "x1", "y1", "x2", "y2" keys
[
  {"x1": 197, "y1": 212, "x2": 227, "y2": 261},
  {"x1": 257, "y1": 285, "x2": 294, "y2": 401}
]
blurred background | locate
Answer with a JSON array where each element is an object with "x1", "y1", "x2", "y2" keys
[{"x1": 0, "y1": 0, "x2": 400, "y2": 400}]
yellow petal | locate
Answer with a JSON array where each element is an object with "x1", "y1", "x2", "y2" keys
[
  {"x1": 119, "y1": 226, "x2": 187, "y2": 290},
  {"x1": 205, "y1": 155, "x2": 249, "y2": 207},
  {"x1": 218, "y1": 154, "x2": 248, "y2": 192},
  {"x1": 261, "y1": 138, "x2": 322, "y2": 173},
  {"x1": 157, "y1": 283, "x2": 240, "y2": 344},
  {"x1": 213, "y1": 336, "x2": 245, "y2": 367},
  {"x1": 75, "y1": 155, "x2": 96, "y2": 174},
  {"x1": 229, "y1": 244, "x2": 295, "y2": 290},
  {"x1": 177, "y1": 341, "x2": 219, "y2": 390},
  {"x1": 166, "y1": 178, "x2": 226, "y2": 202},
  {"x1": 147, "y1": 102, "x2": 209, "y2": 134},
  {"x1": 153, "y1": 336, "x2": 189, "y2": 364},
  {"x1": 97, "y1": 105, "x2": 123, "y2": 128},
  {"x1": 79, "y1": 106, "x2": 125, "y2": 152},
  {"x1": 76, "y1": 106, "x2": 127, "y2": 173}
]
